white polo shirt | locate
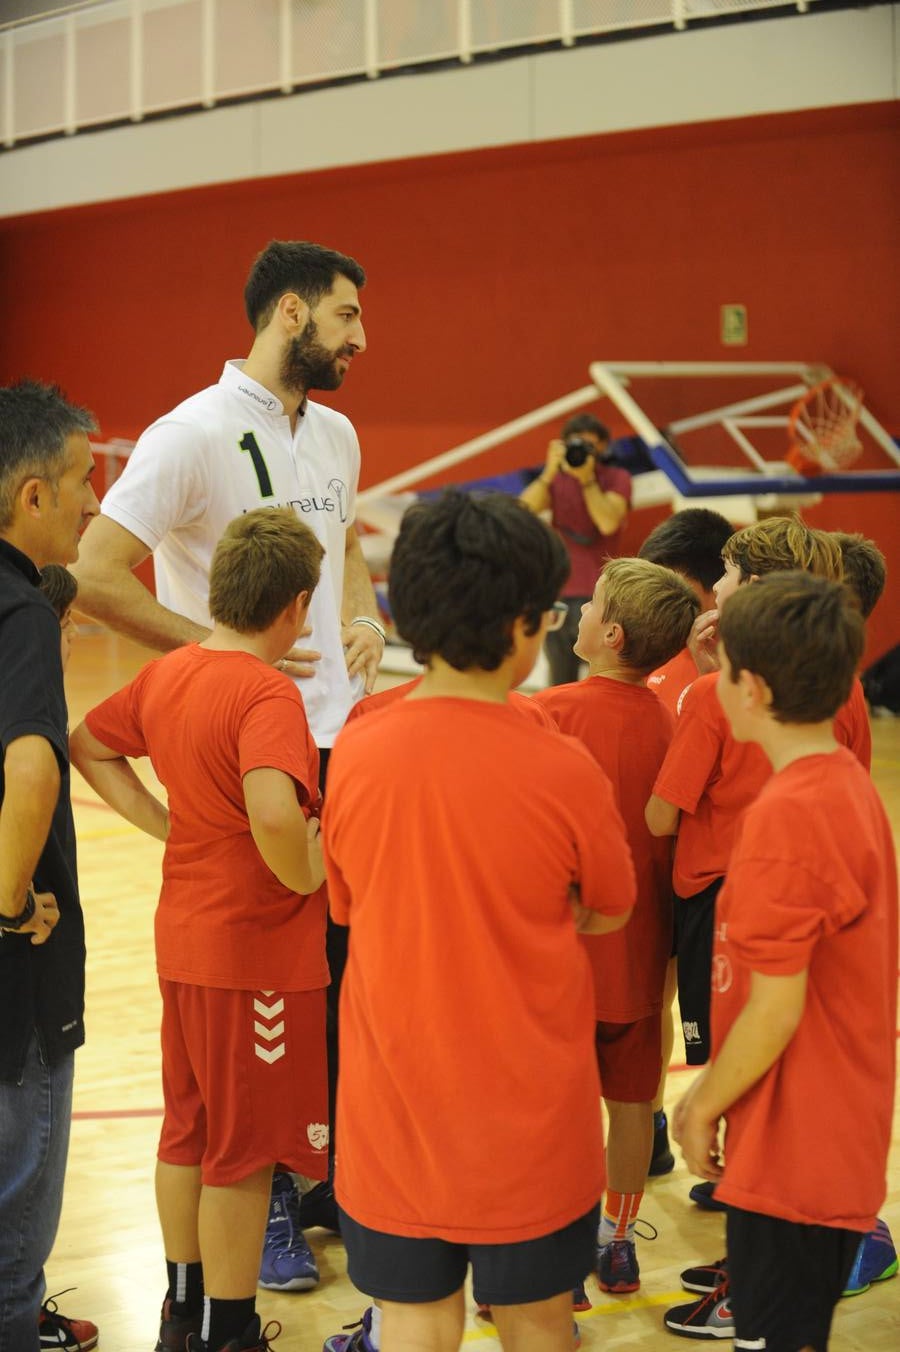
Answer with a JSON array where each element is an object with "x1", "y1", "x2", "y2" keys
[{"x1": 101, "y1": 360, "x2": 364, "y2": 746}]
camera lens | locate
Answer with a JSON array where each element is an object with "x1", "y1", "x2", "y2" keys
[{"x1": 565, "y1": 437, "x2": 591, "y2": 468}]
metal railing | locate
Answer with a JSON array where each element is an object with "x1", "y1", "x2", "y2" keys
[{"x1": 1, "y1": 0, "x2": 821, "y2": 149}]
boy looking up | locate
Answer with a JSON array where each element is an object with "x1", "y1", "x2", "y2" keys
[
  {"x1": 534, "y1": 559, "x2": 698, "y2": 1295},
  {"x1": 322, "y1": 492, "x2": 636, "y2": 1352},
  {"x1": 673, "y1": 572, "x2": 897, "y2": 1351},
  {"x1": 70, "y1": 508, "x2": 328, "y2": 1352}
]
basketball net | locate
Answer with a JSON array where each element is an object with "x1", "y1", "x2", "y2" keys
[{"x1": 786, "y1": 377, "x2": 864, "y2": 476}]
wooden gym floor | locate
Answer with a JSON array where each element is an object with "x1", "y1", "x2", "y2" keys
[{"x1": 45, "y1": 630, "x2": 900, "y2": 1351}]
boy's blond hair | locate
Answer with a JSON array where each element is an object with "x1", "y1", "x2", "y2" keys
[
  {"x1": 209, "y1": 508, "x2": 324, "y2": 633},
  {"x1": 722, "y1": 514, "x2": 842, "y2": 582},
  {"x1": 600, "y1": 557, "x2": 700, "y2": 674}
]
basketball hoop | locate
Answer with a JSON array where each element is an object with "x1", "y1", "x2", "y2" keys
[{"x1": 786, "y1": 377, "x2": 864, "y2": 476}]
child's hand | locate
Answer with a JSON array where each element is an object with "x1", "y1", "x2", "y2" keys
[
  {"x1": 688, "y1": 608, "x2": 721, "y2": 675},
  {"x1": 673, "y1": 1079, "x2": 724, "y2": 1181},
  {"x1": 22, "y1": 889, "x2": 60, "y2": 946}
]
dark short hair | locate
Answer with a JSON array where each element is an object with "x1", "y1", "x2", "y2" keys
[
  {"x1": 0, "y1": 380, "x2": 97, "y2": 529},
  {"x1": 389, "y1": 491, "x2": 570, "y2": 671},
  {"x1": 244, "y1": 241, "x2": 366, "y2": 331},
  {"x1": 638, "y1": 508, "x2": 735, "y2": 592},
  {"x1": 209, "y1": 508, "x2": 324, "y2": 633},
  {"x1": 39, "y1": 564, "x2": 78, "y2": 618},
  {"x1": 719, "y1": 571, "x2": 864, "y2": 723},
  {"x1": 832, "y1": 532, "x2": 886, "y2": 620},
  {"x1": 722, "y1": 514, "x2": 842, "y2": 583},
  {"x1": 562, "y1": 413, "x2": 610, "y2": 443}
]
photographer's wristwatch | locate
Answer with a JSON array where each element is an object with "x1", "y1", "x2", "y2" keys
[{"x1": 0, "y1": 887, "x2": 36, "y2": 932}]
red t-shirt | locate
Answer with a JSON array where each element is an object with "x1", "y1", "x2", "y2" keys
[
  {"x1": 85, "y1": 645, "x2": 328, "y2": 992},
  {"x1": 647, "y1": 646, "x2": 698, "y2": 718},
  {"x1": 833, "y1": 676, "x2": 872, "y2": 771},
  {"x1": 535, "y1": 677, "x2": 674, "y2": 1020},
  {"x1": 549, "y1": 465, "x2": 633, "y2": 596},
  {"x1": 653, "y1": 674, "x2": 770, "y2": 898},
  {"x1": 347, "y1": 677, "x2": 556, "y2": 729},
  {"x1": 323, "y1": 697, "x2": 636, "y2": 1242},
  {"x1": 654, "y1": 674, "x2": 873, "y2": 898},
  {"x1": 712, "y1": 749, "x2": 897, "y2": 1231}
]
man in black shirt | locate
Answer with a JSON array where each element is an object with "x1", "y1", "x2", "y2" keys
[{"x1": 0, "y1": 381, "x2": 99, "y2": 1351}]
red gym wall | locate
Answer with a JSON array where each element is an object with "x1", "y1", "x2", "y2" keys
[{"x1": 0, "y1": 100, "x2": 897, "y2": 660}]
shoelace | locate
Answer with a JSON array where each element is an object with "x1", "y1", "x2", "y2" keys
[
  {"x1": 266, "y1": 1183, "x2": 305, "y2": 1252},
  {"x1": 634, "y1": 1218, "x2": 659, "y2": 1242},
  {"x1": 38, "y1": 1291, "x2": 81, "y2": 1346},
  {"x1": 695, "y1": 1276, "x2": 730, "y2": 1312},
  {"x1": 249, "y1": 1321, "x2": 282, "y2": 1350}
]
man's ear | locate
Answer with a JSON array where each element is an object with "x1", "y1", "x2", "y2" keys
[
  {"x1": 276, "y1": 291, "x2": 309, "y2": 335},
  {"x1": 19, "y1": 476, "x2": 45, "y2": 521}
]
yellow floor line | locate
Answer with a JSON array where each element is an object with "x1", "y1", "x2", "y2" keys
[{"x1": 462, "y1": 1290, "x2": 688, "y2": 1341}]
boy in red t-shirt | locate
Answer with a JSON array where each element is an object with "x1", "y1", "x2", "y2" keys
[
  {"x1": 322, "y1": 492, "x2": 636, "y2": 1352},
  {"x1": 70, "y1": 509, "x2": 328, "y2": 1352},
  {"x1": 638, "y1": 508, "x2": 735, "y2": 717},
  {"x1": 646, "y1": 518, "x2": 845, "y2": 1073},
  {"x1": 672, "y1": 572, "x2": 897, "y2": 1350},
  {"x1": 534, "y1": 558, "x2": 698, "y2": 1296},
  {"x1": 636, "y1": 508, "x2": 735, "y2": 1175}
]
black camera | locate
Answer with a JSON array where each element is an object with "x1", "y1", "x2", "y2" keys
[{"x1": 564, "y1": 436, "x2": 595, "y2": 468}]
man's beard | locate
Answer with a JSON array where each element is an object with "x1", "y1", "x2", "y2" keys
[{"x1": 281, "y1": 318, "x2": 348, "y2": 394}]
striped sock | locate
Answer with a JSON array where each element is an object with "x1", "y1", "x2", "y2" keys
[
  {"x1": 165, "y1": 1258, "x2": 204, "y2": 1314},
  {"x1": 597, "y1": 1189, "x2": 643, "y2": 1249}
]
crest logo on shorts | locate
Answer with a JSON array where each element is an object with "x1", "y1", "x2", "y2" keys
[{"x1": 307, "y1": 1122, "x2": 330, "y2": 1151}]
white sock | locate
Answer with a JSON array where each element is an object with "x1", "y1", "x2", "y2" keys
[{"x1": 369, "y1": 1304, "x2": 382, "y2": 1350}]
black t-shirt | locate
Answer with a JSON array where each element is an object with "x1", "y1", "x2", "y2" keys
[{"x1": 0, "y1": 538, "x2": 84, "y2": 1079}]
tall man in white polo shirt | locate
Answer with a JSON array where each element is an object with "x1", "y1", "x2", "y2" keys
[{"x1": 72, "y1": 241, "x2": 383, "y2": 1333}]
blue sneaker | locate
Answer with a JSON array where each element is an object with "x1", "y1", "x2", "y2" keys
[
  {"x1": 597, "y1": 1239, "x2": 640, "y2": 1293},
  {"x1": 259, "y1": 1172, "x2": 319, "y2": 1291},
  {"x1": 322, "y1": 1308, "x2": 375, "y2": 1352},
  {"x1": 842, "y1": 1218, "x2": 898, "y2": 1297},
  {"x1": 689, "y1": 1181, "x2": 727, "y2": 1213}
]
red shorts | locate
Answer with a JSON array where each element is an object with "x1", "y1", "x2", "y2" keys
[
  {"x1": 595, "y1": 1014, "x2": 662, "y2": 1103},
  {"x1": 158, "y1": 979, "x2": 329, "y2": 1187}
]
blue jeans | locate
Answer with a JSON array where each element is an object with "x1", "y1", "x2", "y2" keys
[{"x1": 0, "y1": 1031, "x2": 73, "y2": 1352}]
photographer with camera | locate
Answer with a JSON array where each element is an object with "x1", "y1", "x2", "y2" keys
[{"x1": 520, "y1": 414, "x2": 631, "y2": 684}]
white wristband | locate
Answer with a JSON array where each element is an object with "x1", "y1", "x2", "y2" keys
[{"x1": 350, "y1": 616, "x2": 386, "y2": 644}]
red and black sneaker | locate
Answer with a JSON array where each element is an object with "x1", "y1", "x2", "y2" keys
[
  {"x1": 38, "y1": 1292, "x2": 98, "y2": 1352},
  {"x1": 664, "y1": 1279, "x2": 734, "y2": 1339},
  {"x1": 156, "y1": 1296, "x2": 203, "y2": 1351},
  {"x1": 680, "y1": 1255, "x2": 729, "y2": 1295}
]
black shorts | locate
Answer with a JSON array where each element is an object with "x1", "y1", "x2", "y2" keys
[
  {"x1": 674, "y1": 876, "x2": 723, "y2": 1065},
  {"x1": 727, "y1": 1206, "x2": 860, "y2": 1351},
  {"x1": 338, "y1": 1204, "x2": 600, "y2": 1306}
]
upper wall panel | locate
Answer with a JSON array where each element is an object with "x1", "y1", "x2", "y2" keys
[{"x1": 0, "y1": 4, "x2": 896, "y2": 218}]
